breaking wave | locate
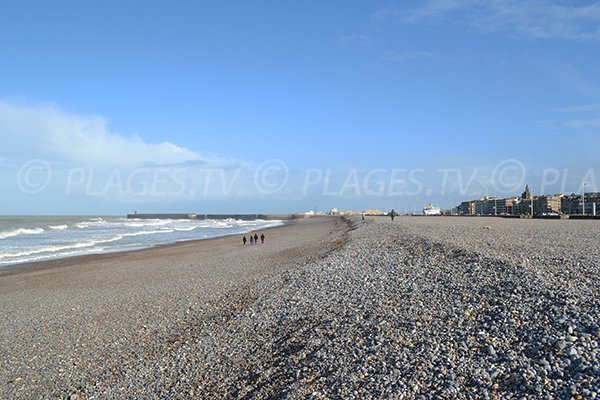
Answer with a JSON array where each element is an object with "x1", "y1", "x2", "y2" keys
[
  {"x1": 48, "y1": 225, "x2": 68, "y2": 230},
  {"x1": 0, "y1": 228, "x2": 45, "y2": 240},
  {"x1": 0, "y1": 216, "x2": 284, "y2": 266}
]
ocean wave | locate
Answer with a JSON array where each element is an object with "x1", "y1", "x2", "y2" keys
[
  {"x1": 0, "y1": 218, "x2": 286, "y2": 266},
  {"x1": 0, "y1": 247, "x2": 107, "y2": 266},
  {"x1": 0, "y1": 229, "x2": 177, "y2": 260},
  {"x1": 124, "y1": 219, "x2": 172, "y2": 228},
  {"x1": 173, "y1": 226, "x2": 198, "y2": 231},
  {"x1": 0, "y1": 241, "x2": 98, "y2": 260},
  {"x1": 76, "y1": 218, "x2": 115, "y2": 229},
  {"x1": 200, "y1": 220, "x2": 235, "y2": 229},
  {"x1": 122, "y1": 229, "x2": 174, "y2": 237},
  {"x1": 48, "y1": 225, "x2": 68, "y2": 230},
  {"x1": 0, "y1": 228, "x2": 45, "y2": 240},
  {"x1": 0, "y1": 235, "x2": 126, "y2": 260}
]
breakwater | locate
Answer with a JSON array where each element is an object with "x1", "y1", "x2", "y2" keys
[{"x1": 126, "y1": 213, "x2": 303, "y2": 221}]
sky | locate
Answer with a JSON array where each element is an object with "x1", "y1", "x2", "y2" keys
[{"x1": 1, "y1": 0, "x2": 599, "y2": 214}]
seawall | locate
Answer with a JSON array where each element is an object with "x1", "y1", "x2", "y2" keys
[{"x1": 126, "y1": 213, "x2": 303, "y2": 221}]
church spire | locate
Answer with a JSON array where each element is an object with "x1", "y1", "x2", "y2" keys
[{"x1": 522, "y1": 184, "x2": 531, "y2": 199}]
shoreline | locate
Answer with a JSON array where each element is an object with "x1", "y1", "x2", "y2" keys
[
  {"x1": 2, "y1": 216, "x2": 597, "y2": 399},
  {"x1": 0, "y1": 216, "x2": 348, "y2": 399},
  {"x1": 0, "y1": 219, "x2": 291, "y2": 277}
]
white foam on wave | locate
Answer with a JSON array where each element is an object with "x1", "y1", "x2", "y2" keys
[
  {"x1": 1, "y1": 242, "x2": 97, "y2": 260},
  {"x1": 0, "y1": 247, "x2": 107, "y2": 266},
  {"x1": 124, "y1": 219, "x2": 173, "y2": 228},
  {"x1": 0, "y1": 227, "x2": 45, "y2": 240},
  {"x1": 199, "y1": 220, "x2": 237, "y2": 229},
  {"x1": 122, "y1": 229, "x2": 175, "y2": 237},
  {"x1": 0, "y1": 228, "x2": 179, "y2": 261},
  {"x1": 77, "y1": 218, "x2": 114, "y2": 229},
  {"x1": 49, "y1": 225, "x2": 68, "y2": 230},
  {"x1": 0, "y1": 218, "x2": 286, "y2": 266},
  {"x1": 173, "y1": 226, "x2": 198, "y2": 231},
  {"x1": 0, "y1": 235, "x2": 126, "y2": 260}
]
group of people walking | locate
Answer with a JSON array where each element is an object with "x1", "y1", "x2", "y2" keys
[{"x1": 243, "y1": 233, "x2": 265, "y2": 245}]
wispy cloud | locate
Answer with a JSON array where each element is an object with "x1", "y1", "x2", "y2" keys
[
  {"x1": 553, "y1": 101, "x2": 600, "y2": 128},
  {"x1": 336, "y1": 34, "x2": 370, "y2": 47},
  {"x1": 383, "y1": 50, "x2": 436, "y2": 62},
  {"x1": 558, "y1": 102, "x2": 600, "y2": 113},
  {"x1": 563, "y1": 119, "x2": 600, "y2": 128},
  {"x1": 374, "y1": 0, "x2": 480, "y2": 22},
  {"x1": 376, "y1": 0, "x2": 600, "y2": 41}
]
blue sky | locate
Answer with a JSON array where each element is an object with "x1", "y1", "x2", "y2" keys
[{"x1": 1, "y1": 0, "x2": 599, "y2": 214}]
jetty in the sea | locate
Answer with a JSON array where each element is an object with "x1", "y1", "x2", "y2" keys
[{"x1": 126, "y1": 212, "x2": 301, "y2": 221}]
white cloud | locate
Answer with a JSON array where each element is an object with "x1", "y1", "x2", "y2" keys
[
  {"x1": 0, "y1": 101, "x2": 208, "y2": 167},
  {"x1": 377, "y1": 0, "x2": 600, "y2": 41}
]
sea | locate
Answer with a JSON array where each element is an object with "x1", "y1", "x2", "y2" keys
[{"x1": 0, "y1": 216, "x2": 284, "y2": 267}]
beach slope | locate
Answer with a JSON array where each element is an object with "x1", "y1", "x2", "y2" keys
[
  {"x1": 1, "y1": 216, "x2": 599, "y2": 399},
  {"x1": 0, "y1": 216, "x2": 348, "y2": 399}
]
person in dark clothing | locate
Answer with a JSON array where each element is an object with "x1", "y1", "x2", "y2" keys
[
  {"x1": 243, "y1": 236, "x2": 247, "y2": 245},
  {"x1": 250, "y1": 235, "x2": 254, "y2": 244},
  {"x1": 260, "y1": 233, "x2": 265, "y2": 244},
  {"x1": 390, "y1": 209, "x2": 396, "y2": 221},
  {"x1": 254, "y1": 233, "x2": 259, "y2": 244}
]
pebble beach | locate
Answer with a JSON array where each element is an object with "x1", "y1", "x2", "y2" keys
[{"x1": 1, "y1": 216, "x2": 598, "y2": 399}]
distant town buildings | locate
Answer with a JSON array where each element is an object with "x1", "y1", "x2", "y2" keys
[
  {"x1": 456, "y1": 185, "x2": 599, "y2": 217},
  {"x1": 324, "y1": 189, "x2": 599, "y2": 219}
]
